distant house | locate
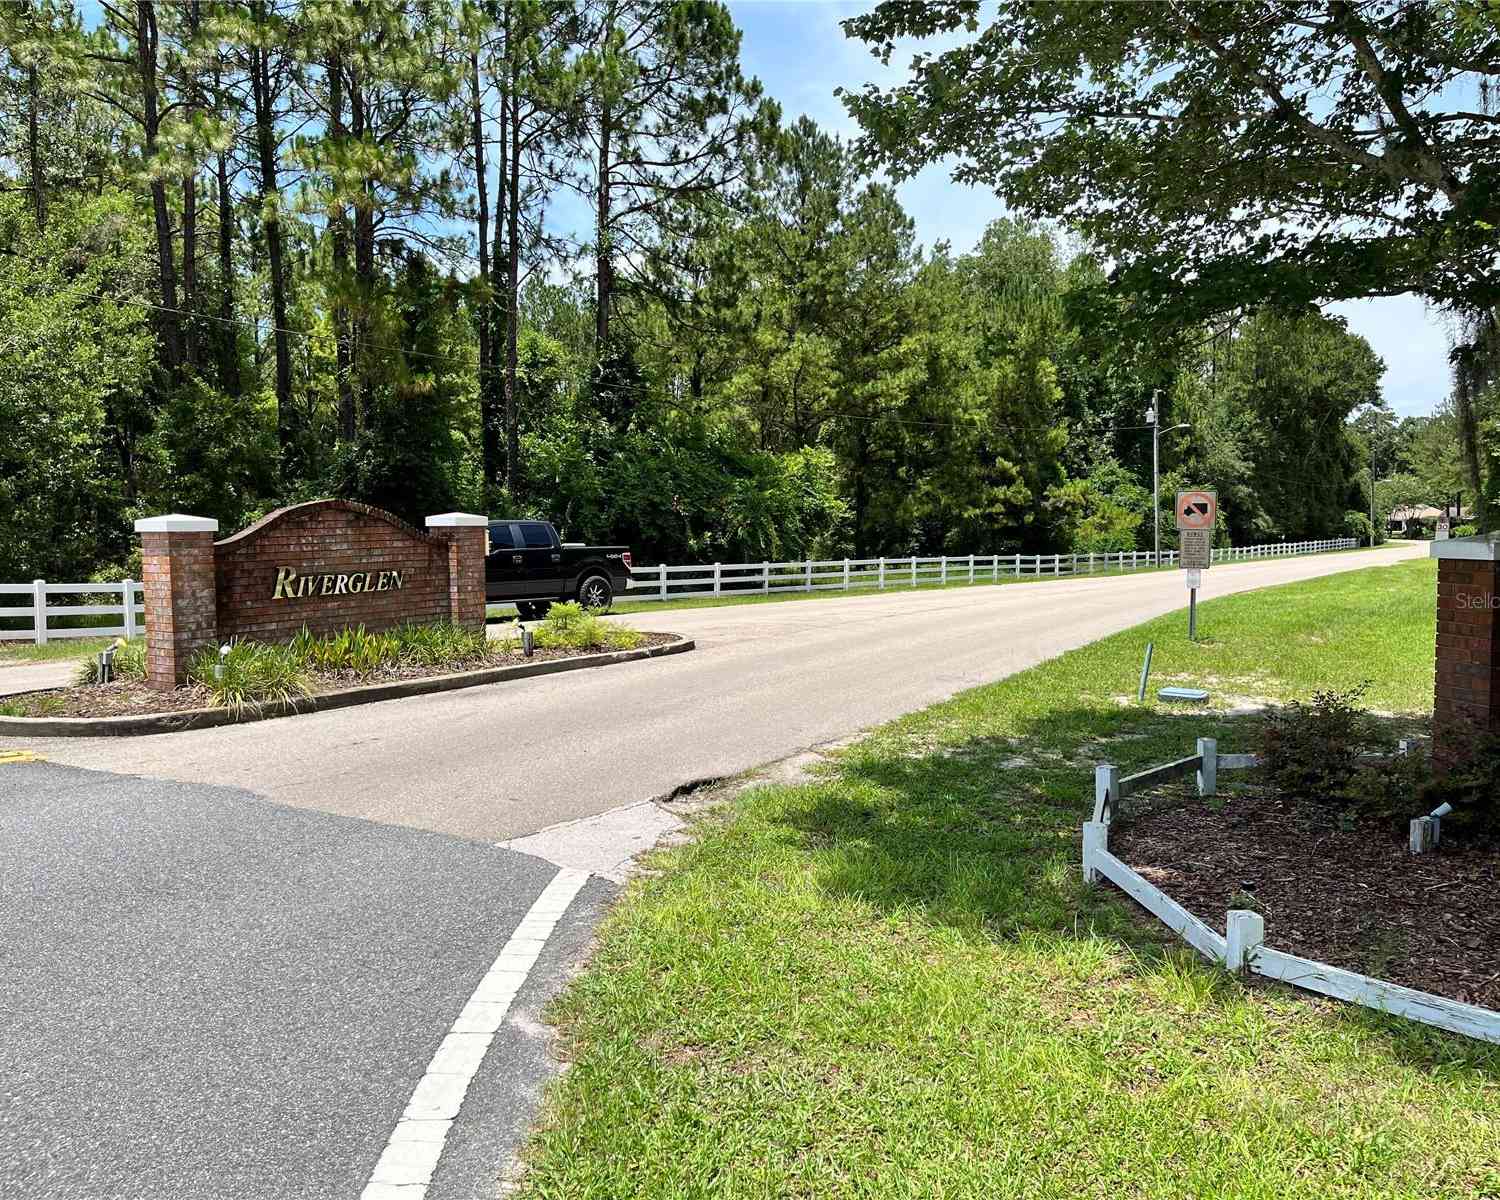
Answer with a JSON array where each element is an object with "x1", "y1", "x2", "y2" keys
[{"x1": 1388, "y1": 505, "x2": 1472, "y2": 536}]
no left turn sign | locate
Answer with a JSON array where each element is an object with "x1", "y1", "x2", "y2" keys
[{"x1": 1176, "y1": 490, "x2": 1217, "y2": 531}]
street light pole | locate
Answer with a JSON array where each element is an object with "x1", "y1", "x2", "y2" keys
[
  {"x1": 1150, "y1": 402, "x2": 1161, "y2": 566},
  {"x1": 1145, "y1": 395, "x2": 1190, "y2": 567}
]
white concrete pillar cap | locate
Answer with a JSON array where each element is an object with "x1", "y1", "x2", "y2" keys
[
  {"x1": 1429, "y1": 533, "x2": 1500, "y2": 562},
  {"x1": 425, "y1": 513, "x2": 489, "y2": 527},
  {"x1": 134, "y1": 513, "x2": 220, "y2": 533}
]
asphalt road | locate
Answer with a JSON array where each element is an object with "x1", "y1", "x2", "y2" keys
[
  {"x1": 0, "y1": 760, "x2": 610, "y2": 1200},
  {"x1": 9, "y1": 543, "x2": 1423, "y2": 841}
]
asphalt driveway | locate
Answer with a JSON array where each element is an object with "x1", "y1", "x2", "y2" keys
[{"x1": 0, "y1": 760, "x2": 608, "y2": 1200}]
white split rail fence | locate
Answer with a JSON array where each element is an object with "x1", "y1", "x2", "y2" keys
[
  {"x1": 0, "y1": 580, "x2": 145, "y2": 645},
  {"x1": 1083, "y1": 745, "x2": 1500, "y2": 1047},
  {"x1": 0, "y1": 536, "x2": 1360, "y2": 639},
  {"x1": 625, "y1": 538, "x2": 1357, "y2": 603}
]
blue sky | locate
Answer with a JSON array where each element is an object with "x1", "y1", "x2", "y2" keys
[{"x1": 729, "y1": 0, "x2": 1450, "y2": 418}]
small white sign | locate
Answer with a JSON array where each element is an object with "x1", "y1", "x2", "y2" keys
[{"x1": 1185, "y1": 569, "x2": 1202, "y2": 589}]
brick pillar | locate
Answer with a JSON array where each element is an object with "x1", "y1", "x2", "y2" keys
[
  {"x1": 1431, "y1": 535, "x2": 1500, "y2": 766},
  {"x1": 425, "y1": 513, "x2": 489, "y2": 631},
  {"x1": 135, "y1": 514, "x2": 220, "y2": 690}
]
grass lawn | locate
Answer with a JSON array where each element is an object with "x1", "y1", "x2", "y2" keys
[
  {"x1": 0, "y1": 636, "x2": 117, "y2": 667},
  {"x1": 516, "y1": 557, "x2": 1499, "y2": 1199},
  {"x1": 483, "y1": 541, "x2": 1403, "y2": 622}
]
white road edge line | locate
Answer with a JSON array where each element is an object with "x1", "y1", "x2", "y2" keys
[{"x1": 360, "y1": 867, "x2": 591, "y2": 1200}]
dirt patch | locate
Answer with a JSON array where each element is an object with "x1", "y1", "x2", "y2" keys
[
  {"x1": 1110, "y1": 788, "x2": 1500, "y2": 1010},
  {"x1": 3, "y1": 633, "x2": 678, "y2": 719}
]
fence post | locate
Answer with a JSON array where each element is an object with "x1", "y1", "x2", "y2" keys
[
  {"x1": 878, "y1": 557, "x2": 886, "y2": 589},
  {"x1": 762, "y1": 562, "x2": 770, "y2": 594},
  {"x1": 968, "y1": 554, "x2": 975, "y2": 584},
  {"x1": 1093, "y1": 764, "x2": 1121, "y2": 824},
  {"x1": 843, "y1": 558, "x2": 850, "y2": 591},
  {"x1": 805, "y1": 559, "x2": 813, "y2": 592},
  {"x1": 1053, "y1": 553, "x2": 1060, "y2": 576},
  {"x1": 32, "y1": 579, "x2": 46, "y2": 645},
  {"x1": 1014, "y1": 555, "x2": 1021, "y2": 578},
  {"x1": 122, "y1": 579, "x2": 137, "y2": 639},
  {"x1": 992, "y1": 555, "x2": 999, "y2": 581},
  {"x1": 1034, "y1": 554, "x2": 1041, "y2": 576},
  {"x1": 911, "y1": 557, "x2": 917, "y2": 587},
  {"x1": 940, "y1": 555, "x2": 947, "y2": 585},
  {"x1": 1225, "y1": 911, "x2": 1265, "y2": 971},
  {"x1": 713, "y1": 562, "x2": 721, "y2": 596},
  {"x1": 659, "y1": 562, "x2": 668, "y2": 601},
  {"x1": 1082, "y1": 821, "x2": 1109, "y2": 884},
  {"x1": 1196, "y1": 737, "x2": 1217, "y2": 796}
]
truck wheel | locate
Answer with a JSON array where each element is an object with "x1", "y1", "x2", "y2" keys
[{"x1": 577, "y1": 573, "x2": 613, "y2": 612}]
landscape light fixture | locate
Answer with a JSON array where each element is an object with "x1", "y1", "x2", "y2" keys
[{"x1": 215, "y1": 643, "x2": 230, "y2": 680}]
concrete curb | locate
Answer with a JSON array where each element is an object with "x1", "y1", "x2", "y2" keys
[{"x1": 0, "y1": 636, "x2": 695, "y2": 738}]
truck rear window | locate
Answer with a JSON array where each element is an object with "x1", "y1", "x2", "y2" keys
[{"x1": 520, "y1": 523, "x2": 553, "y2": 548}]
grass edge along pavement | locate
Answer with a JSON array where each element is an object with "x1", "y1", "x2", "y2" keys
[
  {"x1": 482, "y1": 540, "x2": 1408, "y2": 622},
  {"x1": 514, "y1": 558, "x2": 1500, "y2": 1200}
]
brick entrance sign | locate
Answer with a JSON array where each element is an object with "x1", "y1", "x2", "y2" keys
[
  {"x1": 1431, "y1": 534, "x2": 1500, "y2": 765},
  {"x1": 135, "y1": 500, "x2": 487, "y2": 690}
]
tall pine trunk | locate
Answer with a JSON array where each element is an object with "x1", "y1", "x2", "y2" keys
[
  {"x1": 595, "y1": 99, "x2": 612, "y2": 349},
  {"x1": 504, "y1": 67, "x2": 522, "y2": 497},
  {"x1": 328, "y1": 47, "x2": 355, "y2": 441},
  {"x1": 350, "y1": 66, "x2": 375, "y2": 432},
  {"x1": 27, "y1": 60, "x2": 45, "y2": 230},
  {"x1": 250, "y1": 23, "x2": 295, "y2": 479},
  {"x1": 136, "y1": 1, "x2": 182, "y2": 375},
  {"x1": 214, "y1": 150, "x2": 241, "y2": 396},
  {"x1": 472, "y1": 50, "x2": 501, "y2": 493},
  {"x1": 182, "y1": 173, "x2": 198, "y2": 367},
  {"x1": 180, "y1": 0, "x2": 201, "y2": 368}
]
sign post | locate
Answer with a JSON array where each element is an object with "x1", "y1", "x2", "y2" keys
[{"x1": 1176, "y1": 491, "x2": 1217, "y2": 641}]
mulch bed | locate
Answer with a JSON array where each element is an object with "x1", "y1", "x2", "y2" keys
[
  {"x1": 5, "y1": 632, "x2": 677, "y2": 719},
  {"x1": 1110, "y1": 784, "x2": 1500, "y2": 1011}
]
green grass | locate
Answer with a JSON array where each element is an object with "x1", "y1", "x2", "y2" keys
[
  {"x1": 484, "y1": 542, "x2": 1403, "y2": 621},
  {"x1": 516, "y1": 558, "x2": 1499, "y2": 1199},
  {"x1": 0, "y1": 636, "x2": 118, "y2": 667}
]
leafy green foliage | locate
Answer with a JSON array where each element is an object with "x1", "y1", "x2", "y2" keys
[
  {"x1": 71, "y1": 638, "x2": 146, "y2": 686},
  {"x1": 533, "y1": 602, "x2": 643, "y2": 651},
  {"x1": 1, "y1": 0, "x2": 1453, "y2": 583},
  {"x1": 1260, "y1": 685, "x2": 1374, "y2": 808},
  {"x1": 287, "y1": 621, "x2": 490, "y2": 676},
  {"x1": 187, "y1": 642, "x2": 312, "y2": 714}
]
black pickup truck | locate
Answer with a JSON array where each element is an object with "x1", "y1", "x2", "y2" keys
[{"x1": 485, "y1": 520, "x2": 633, "y2": 618}]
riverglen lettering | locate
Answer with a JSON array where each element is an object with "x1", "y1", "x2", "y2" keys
[{"x1": 270, "y1": 566, "x2": 404, "y2": 600}]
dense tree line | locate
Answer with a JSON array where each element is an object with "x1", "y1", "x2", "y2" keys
[
  {"x1": 844, "y1": 0, "x2": 1496, "y2": 530},
  {"x1": 3, "y1": 0, "x2": 1398, "y2": 581}
]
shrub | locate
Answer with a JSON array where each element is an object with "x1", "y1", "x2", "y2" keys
[
  {"x1": 188, "y1": 641, "x2": 311, "y2": 713},
  {"x1": 1452, "y1": 523, "x2": 1478, "y2": 538},
  {"x1": 533, "y1": 601, "x2": 644, "y2": 651},
  {"x1": 72, "y1": 638, "x2": 146, "y2": 685},
  {"x1": 392, "y1": 621, "x2": 489, "y2": 666},
  {"x1": 288, "y1": 622, "x2": 491, "y2": 675},
  {"x1": 1416, "y1": 728, "x2": 1500, "y2": 838},
  {"x1": 1260, "y1": 683, "x2": 1373, "y2": 806},
  {"x1": 290, "y1": 625, "x2": 401, "y2": 676}
]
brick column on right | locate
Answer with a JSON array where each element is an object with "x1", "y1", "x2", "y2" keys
[
  {"x1": 425, "y1": 513, "x2": 489, "y2": 632},
  {"x1": 1431, "y1": 535, "x2": 1500, "y2": 767},
  {"x1": 135, "y1": 513, "x2": 220, "y2": 690}
]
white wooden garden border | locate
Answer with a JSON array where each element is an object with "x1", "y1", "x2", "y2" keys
[{"x1": 1083, "y1": 743, "x2": 1500, "y2": 1046}]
